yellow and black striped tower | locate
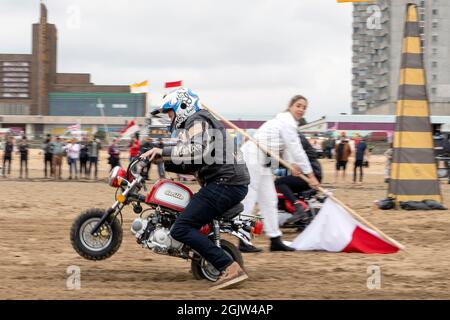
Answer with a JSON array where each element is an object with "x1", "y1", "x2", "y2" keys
[{"x1": 388, "y1": 3, "x2": 442, "y2": 204}]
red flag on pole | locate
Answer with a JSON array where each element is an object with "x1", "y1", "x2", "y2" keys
[
  {"x1": 120, "y1": 120, "x2": 139, "y2": 137},
  {"x1": 164, "y1": 80, "x2": 183, "y2": 88}
]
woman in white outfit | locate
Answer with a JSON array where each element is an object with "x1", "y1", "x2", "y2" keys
[{"x1": 240, "y1": 95, "x2": 320, "y2": 252}]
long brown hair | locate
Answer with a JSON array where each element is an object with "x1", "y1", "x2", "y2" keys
[{"x1": 286, "y1": 95, "x2": 308, "y2": 111}]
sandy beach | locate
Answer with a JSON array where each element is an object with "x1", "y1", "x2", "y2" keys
[{"x1": 0, "y1": 149, "x2": 449, "y2": 299}]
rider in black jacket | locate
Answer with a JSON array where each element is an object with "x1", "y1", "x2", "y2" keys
[{"x1": 140, "y1": 88, "x2": 250, "y2": 290}]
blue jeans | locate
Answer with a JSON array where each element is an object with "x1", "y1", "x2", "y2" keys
[
  {"x1": 170, "y1": 183, "x2": 248, "y2": 272},
  {"x1": 69, "y1": 158, "x2": 78, "y2": 177}
]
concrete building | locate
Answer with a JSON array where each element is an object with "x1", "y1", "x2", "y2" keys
[
  {"x1": 351, "y1": 0, "x2": 450, "y2": 115},
  {"x1": 0, "y1": 4, "x2": 147, "y2": 137}
]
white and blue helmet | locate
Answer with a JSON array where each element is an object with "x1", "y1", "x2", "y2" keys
[{"x1": 158, "y1": 88, "x2": 201, "y2": 129}]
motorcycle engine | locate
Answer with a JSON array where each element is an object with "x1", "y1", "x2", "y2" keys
[{"x1": 130, "y1": 218, "x2": 183, "y2": 253}]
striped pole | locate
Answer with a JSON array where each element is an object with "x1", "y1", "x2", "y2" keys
[{"x1": 389, "y1": 4, "x2": 442, "y2": 204}]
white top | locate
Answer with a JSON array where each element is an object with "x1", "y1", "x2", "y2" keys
[
  {"x1": 244, "y1": 111, "x2": 313, "y2": 175},
  {"x1": 66, "y1": 143, "x2": 80, "y2": 159}
]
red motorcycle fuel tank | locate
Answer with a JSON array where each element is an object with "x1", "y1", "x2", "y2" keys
[{"x1": 145, "y1": 179, "x2": 193, "y2": 212}]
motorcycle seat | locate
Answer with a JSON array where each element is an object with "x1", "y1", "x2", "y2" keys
[{"x1": 221, "y1": 203, "x2": 244, "y2": 221}]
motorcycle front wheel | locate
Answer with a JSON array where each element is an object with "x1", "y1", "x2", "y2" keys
[
  {"x1": 191, "y1": 239, "x2": 244, "y2": 282},
  {"x1": 70, "y1": 208, "x2": 123, "y2": 260}
]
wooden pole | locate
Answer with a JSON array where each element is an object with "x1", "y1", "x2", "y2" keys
[{"x1": 201, "y1": 103, "x2": 405, "y2": 250}]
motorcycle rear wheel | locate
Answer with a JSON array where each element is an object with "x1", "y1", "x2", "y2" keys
[
  {"x1": 191, "y1": 239, "x2": 244, "y2": 282},
  {"x1": 70, "y1": 208, "x2": 123, "y2": 260}
]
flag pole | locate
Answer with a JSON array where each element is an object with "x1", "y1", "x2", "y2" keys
[{"x1": 201, "y1": 103, "x2": 405, "y2": 251}]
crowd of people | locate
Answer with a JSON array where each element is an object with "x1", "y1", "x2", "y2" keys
[
  {"x1": 0, "y1": 134, "x2": 103, "y2": 180},
  {"x1": 0, "y1": 132, "x2": 171, "y2": 181}
]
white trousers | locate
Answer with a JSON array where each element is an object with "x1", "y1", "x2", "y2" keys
[{"x1": 241, "y1": 143, "x2": 282, "y2": 238}]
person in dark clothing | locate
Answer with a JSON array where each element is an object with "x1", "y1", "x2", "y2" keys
[
  {"x1": 140, "y1": 88, "x2": 250, "y2": 290},
  {"x1": 42, "y1": 134, "x2": 54, "y2": 178},
  {"x1": 87, "y1": 137, "x2": 101, "y2": 179},
  {"x1": 440, "y1": 135, "x2": 450, "y2": 184},
  {"x1": 18, "y1": 136, "x2": 29, "y2": 179},
  {"x1": 2, "y1": 136, "x2": 14, "y2": 177},
  {"x1": 353, "y1": 138, "x2": 368, "y2": 183},
  {"x1": 274, "y1": 133, "x2": 323, "y2": 226},
  {"x1": 79, "y1": 136, "x2": 89, "y2": 178},
  {"x1": 324, "y1": 137, "x2": 335, "y2": 159},
  {"x1": 108, "y1": 138, "x2": 121, "y2": 170}
]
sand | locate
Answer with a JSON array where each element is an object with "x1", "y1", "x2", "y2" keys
[{"x1": 0, "y1": 149, "x2": 449, "y2": 299}]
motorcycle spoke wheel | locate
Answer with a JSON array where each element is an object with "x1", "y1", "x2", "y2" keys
[{"x1": 79, "y1": 218, "x2": 113, "y2": 252}]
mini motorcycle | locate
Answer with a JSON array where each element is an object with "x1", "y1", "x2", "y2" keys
[{"x1": 70, "y1": 158, "x2": 263, "y2": 282}]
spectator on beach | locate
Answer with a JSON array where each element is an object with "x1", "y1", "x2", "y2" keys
[
  {"x1": 384, "y1": 143, "x2": 393, "y2": 183},
  {"x1": 108, "y1": 138, "x2": 121, "y2": 170},
  {"x1": 87, "y1": 136, "x2": 101, "y2": 179},
  {"x1": 2, "y1": 135, "x2": 14, "y2": 177},
  {"x1": 17, "y1": 136, "x2": 29, "y2": 179},
  {"x1": 66, "y1": 138, "x2": 80, "y2": 180},
  {"x1": 129, "y1": 134, "x2": 141, "y2": 162},
  {"x1": 79, "y1": 136, "x2": 89, "y2": 178},
  {"x1": 42, "y1": 134, "x2": 54, "y2": 178},
  {"x1": 335, "y1": 138, "x2": 352, "y2": 182},
  {"x1": 322, "y1": 136, "x2": 335, "y2": 159},
  {"x1": 154, "y1": 138, "x2": 166, "y2": 179},
  {"x1": 52, "y1": 136, "x2": 65, "y2": 180},
  {"x1": 353, "y1": 137, "x2": 369, "y2": 183}
]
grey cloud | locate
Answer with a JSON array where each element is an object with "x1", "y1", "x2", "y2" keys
[{"x1": 1, "y1": 0, "x2": 353, "y2": 120}]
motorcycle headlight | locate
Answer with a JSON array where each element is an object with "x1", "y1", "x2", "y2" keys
[{"x1": 109, "y1": 166, "x2": 127, "y2": 188}]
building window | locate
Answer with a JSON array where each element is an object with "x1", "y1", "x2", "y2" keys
[
  {"x1": 0, "y1": 93, "x2": 29, "y2": 98},
  {"x1": 432, "y1": 61, "x2": 438, "y2": 68},
  {"x1": 432, "y1": 48, "x2": 438, "y2": 55},
  {"x1": 432, "y1": 9, "x2": 438, "y2": 15},
  {"x1": 431, "y1": 88, "x2": 437, "y2": 95},
  {"x1": 2, "y1": 62, "x2": 29, "y2": 67},
  {"x1": 432, "y1": 35, "x2": 438, "y2": 42},
  {"x1": 432, "y1": 74, "x2": 438, "y2": 81},
  {"x1": 432, "y1": 21, "x2": 438, "y2": 28}
]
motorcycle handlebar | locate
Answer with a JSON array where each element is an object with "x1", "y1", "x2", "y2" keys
[{"x1": 128, "y1": 157, "x2": 149, "y2": 180}]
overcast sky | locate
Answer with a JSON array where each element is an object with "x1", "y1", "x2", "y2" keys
[{"x1": 1, "y1": 0, "x2": 353, "y2": 121}]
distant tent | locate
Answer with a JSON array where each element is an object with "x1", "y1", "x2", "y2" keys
[{"x1": 388, "y1": 3, "x2": 442, "y2": 204}]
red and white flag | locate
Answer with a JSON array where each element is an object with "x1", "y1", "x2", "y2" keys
[
  {"x1": 120, "y1": 120, "x2": 140, "y2": 137},
  {"x1": 290, "y1": 198, "x2": 399, "y2": 254},
  {"x1": 164, "y1": 80, "x2": 183, "y2": 88},
  {"x1": 67, "y1": 124, "x2": 81, "y2": 132}
]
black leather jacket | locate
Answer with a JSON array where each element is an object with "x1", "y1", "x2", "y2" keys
[
  {"x1": 298, "y1": 133, "x2": 322, "y2": 180},
  {"x1": 161, "y1": 110, "x2": 250, "y2": 186}
]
